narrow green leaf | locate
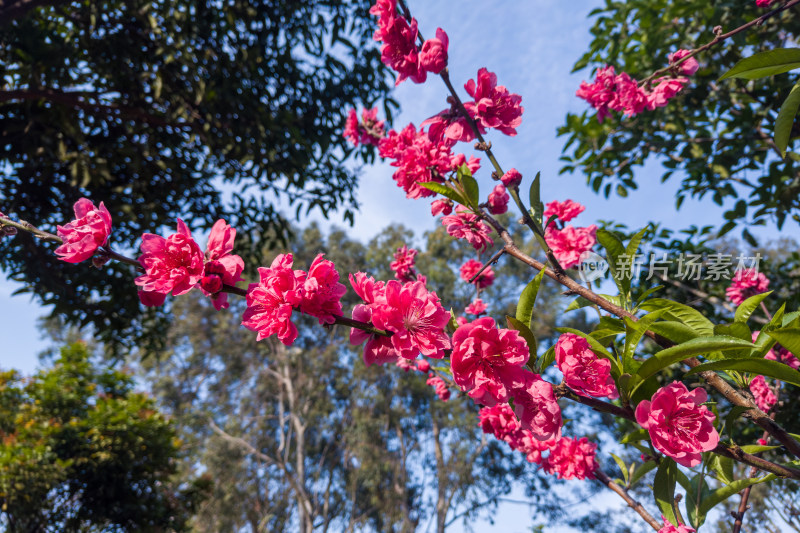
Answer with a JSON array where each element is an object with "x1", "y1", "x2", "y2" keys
[
  {"x1": 720, "y1": 49, "x2": 800, "y2": 80},
  {"x1": 625, "y1": 228, "x2": 648, "y2": 262},
  {"x1": 635, "y1": 285, "x2": 663, "y2": 306},
  {"x1": 735, "y1": 291, "x2": 773, "y2": 324},
  {"x1": 709, "y1": 455, "x2": 735, "y2": 485},
  {"x1": 698, "y1": 475, "x2": 775, "y2": 516},
  {"x1": 459, "y1": 166, "x2": 480, "y2": 207},
  {"x1": 623, "y1": 311, "x2": 665, "y2": 372},
  {"x1": 537, "y1": 345, "x2": 555, "y2": 374},
  {"x1": 611, "y1": 453, "x2": 630, "y2": 486},
  {"x1": 629, "y1": 460, "x2": 657, "y2": 488},
  {"x1": 764, "y1": 328, "x2": 800, "y2": 354},
  {"x1": 686, "y1": 358, "x2": 800, "y2": 387},
  {"x1": 639, "y1": 299, "x2": 714, "y2": 335},
  {"x1": 529, "y1": 171, "x2": 543, "y2": 223},
  {"x1": 649, "y1": 321, "x2": 701, "y2": 344},
  {"x1": 637, "y1": 336, "x2": 754, "y2": 382},
  {"x1": 565, "y1": 294, "x2": 622, "y2": 313},
  {"x1": 596, "y1": 229, "x2": 628, "y2": 295},
  {"x1": 507, "y1": 315, "x2": 538, "y2": 368},
  {"x1": 516, "y1": 269, "x2": 546, "y2": 328},
  {"x1": 419, "y1": 181, "x2": 466, "y2": 205},
  {"x1": 724, "y1": 405, "x2": 753, "y2": 439},
  {"x1": 653, "y1": 459, "x2": 678, "y2": 525}
]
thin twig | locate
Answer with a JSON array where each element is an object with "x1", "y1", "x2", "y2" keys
[
  {"x1": 468, "y1": 248, "x2": 505, "y2": 284},
  {"x1": 595, "y1": 468, "x2": 662, "y2": 531}
]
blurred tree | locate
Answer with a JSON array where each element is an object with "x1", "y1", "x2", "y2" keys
[
  {"x1": 0, "y1": 342, "x2": 208, "y2": 532},
  {"x1": 0, "y1": 0, "x2": 394, "y2": 353},
  {"x1": 559, "y1": 1, "x2": 800, "y2": 241}
]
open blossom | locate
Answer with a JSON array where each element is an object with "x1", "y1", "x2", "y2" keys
[
  {"x1": 487, "y1": 184, "x2": 509, "y2": 215},
  {"x1": 135, "y1": 219, "x2": 204, "y2": 307},
  {"x1": 765, "y1": 340, "x2": 800, "y2": 369},
  {"x1": 512, "y1": 431, "x2": 558, "y2": 465},
  {"x1": 576, "y1": 65, "x2": 618, "y2": 122},
  {"x1": 464, "y1": 68, "x2": 524, "y2": 135},
  {"x1": 419, "y1": 28, "x2": 449, "y2": 74},
  {"x1": 647, "y1": 77, "x2": 687, "y2": 110},
  {"x1": 423, "y1": 101, "x2": 481, "y2": 145},
  {"x1": 500, "y1": 168, "x2": 522, "y2": 188},
  {"x1": 241, "y1": 254, "x2": 303, "y2": 345},
  {"x1": 635, "y1": 381, "x2": 720, "y2": 467},
  {"x1": 451, "y1": 317, "x2": 529, "y2": 406},
  {"x1": 427, "y1": 373, "x2": 451, "y2": 401},
  {"x1": 371, "y1": 280, "x2": 451, "y2": 360},
  {"x1": 378, "y1": 123, "x2": 455, "y2": 199},
  {"x1": 750, "y1": 375, "x2": 777, "y2": 412},
  {"x1": 555, "y1": 333, "x2": 618, "y2": 399},
  {"x1": 657, "y1": 516, "x2": 696, "y2": 533},
  {"x1": 669, "y1": 49, "x2": 699, "y2": 76},
  {"x1": 376, "y1": 14, "x2": 426, "y2": 85},
  {"x1": 54, "y1": 198, "x2": 112, "y2": 264},
  {"x1": 543, "y1": 199, "x2": 585, "y2": 223},
  {"x1": 542, "y1": 437, "x2": 598, "y2": 480},
  {"x1": 544, "y1": 224, "x2": 597, "y2": 269},
  {"x1": 343, "y1": 108, "x2": 385, "y2": 147},
  {"x1": 459, "y1": 259, "x2": 495, "y2": 289},
  {"x1": 442, "y1": 210, "x2": 493, "y2": 253},
  {"x1": 198, "y1": 219, "x2": 245, "y2": 310},
  {"x1": 298, "y1": 254, "x2": 347, "y2": 325},
  {"x1": 465, "y1": 298, "x2": 488, "y2": 316},
  {"x1": 479, "y1": 403, "x2": 521, "y2": 444},
  {"x1": 512, "y1": 373, "x2": 562, "y2": 440},
  {"x1": 390, "y1": 245, "x2": 418, "y2": 281},
  {"x1": 756, "y1": 0, "x2": 776, "y2": 6},
  {"x1": 726, "y1": 269, "x2": 770, "y2": 305}
]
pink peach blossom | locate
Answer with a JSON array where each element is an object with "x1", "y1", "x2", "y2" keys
[
  {"x1": 419, "y1": 28, "x2": 449, "y2": 74},
  {"x1": 487, "y1": 184, "x2": 509, "y2": 215},
  {"x1": 241, "y1": 253, "x2": 303, "y2": 345},
  {"x1": 390, "y1": 245, "x2": 419, "y2": 282},
  {"x1": 726, "y1": 269, "x2": 770, "y2": 305},
  {"x1": 459, "y1": 259, "x2": 495, "y2": 289},
  {"x1": 511, "y1": 373, "x2": 562, "y2": 441},
  {"x1": 465, "y1": 298, "x2": 488, "y2": 316},
  {"x1": 441, "y1": 211, "x2": 493, "y2": 253},
  {"x1": 198, "y1": 219, "x2": 245, "y2": 310},
  {"x1": 749, "y1": 375, "x2": 777, "y2": 412},
  {"x1": 542, "y1": 436, "x2": 598, "y2": 480},
  {"x1": 635, "y1": 381, "x2": 719, "y2": 467},
  {"x1": 464, "y1": 68, "x2": 524, "y2": 136},
  {"x1": 451, "y1": 317, "x2": 529, "y2": 405},
  {"x1": 544, "y1": 225, "x2": 597, "y2": 269},
  {"x1": 555, "y1": 333, "x2": 618, "y2": 399},
  {"x1": 543, "y1": 199, "x2": 585, "y2": 223},
  {"x1": 298, "y1": 254, "x2": 347, "y2": 325},
  {"x1": 135, "y1": 219, "x2": 204, "y2": 306},
  {"x1": 427, "y1": 373, "x2": 451, "y2": 401},
  {"x1": 657, "y1": 516, "x2": 696, "y2": 533},
  {"x1": 54, "y1": 198, "x2": 112, "y2": 264},
  {"x1": 668, "y1": 49, "x2": 699, "y2": 76},
  {"x1": 500, "y1": 168, "x2": 522, "y2": 188},
  {"x1": 431, "y1": 199, "x2": 454, "y2": 216}
]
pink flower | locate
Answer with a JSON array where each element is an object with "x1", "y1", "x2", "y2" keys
[
  {"x1": 431, "y1": 199, "x2": 454, "y2": 217},
  {"x1": 614, "y1": 72, "x2": 648, "y2": 116},
  {"x1": 351, "y1": 304, "x2": 399, "y2": 366},
  {"x1": 465, "y1": 298, "x2": 488, "y2": 316},
  {"x1": 500, "y1": 168, "x2": 522, "y2": 188},
  {"x1": 135, "y1": 219, "x2": 204, "y2": 306},
  {"x1": 726, "y1": 269, "x2": 770, "y2": 305},
  {"x1": 390, "y1": 245, "x2": 419, "y2": 282},
  {"x1": 419, "y1": 28, "x2": 448, "y2": 74},
  {"x1": 450, "y1": 154, "x2": 481, "y2": 174},
  {"x1": 756, "y1": 0, "x2": 776, "y2": 6},
  {"x1": 423, "y1": 102, "x2": 481, "y2": 145},
  {"x1": 198, "y1": 219, "x2": 245, "y2": 310},
  {"x1": 511, "y1": 373, "x2": 562, "y2": 440},
  {"x1": 657, "y1": 516, "x2": 696, "y2": 533},
  {"x1": 749, "y1": 375, "x2": 777, "y2": 412},
  {"x1": 757, "y1": 438, "x2": 768, "y2": 446},
  {"x1": 54, "y1": 198, "x2": 112, "y2": 264},
  {"x1": 512, "y1": 431, "x2": 557, "y2": 465},
  {"x1": 427, "y1": 373, "x2": 451, "y2": 401},
  {"x1": 555, "y1": 333, "x2": 618, "y2": 399},
  {"x1": 669, "y1": 49, "x2": 699, "y2": 76},
  {"x1": 487, "y1": 184, "x2": 509, "y2": 215},
  {"x1": 464, "y1": 68, "x2": 524, "y2": 136},
  {"x1": 442, "y1": 210, "x2": 494, "y2": 253},
  {"x1": 543, "y1": 199, "x2": 585, "y2": 223},
  {"x1": 416, "y1": 359, "x2": 431, "y2": 372},
  {"x1": 450, "y1": 317, "x2": 529, "y2": 406},
  {"x1": 754, "y1": 331, "x2": 799, "y2": 369},
  {"x1": 576, "y1": 65, "x2": 618, "y2": 122},
  {"x1": 456, "y1": 316, "x2": 468, "y2": 327},
  {"x1": 241, "y1": 254, "x2": 303, "y2": 345},
  {"x1": 378, "y1": 16, "x2": 426, "y2": 85},
  {"x1": 542, "y1": 437, "x2": 598, "y2": 480},
  {"x1": 371, "y1": 280, "x2": 451, "y2": 359},
  {"x1": 368, "y1": 0, "x2": 396, "y2": 29},
  {"x1": 378, "y1": 123, "x2": 454, "y2": 199},
  {"x1": 459, "y1": 259, "x2": 495, "y2": 289},
  {"x1": 647, "y1": 77, "x2": 687, "y2": 110},
  {"x1": 544, "y1": 225, "x2": 597, "y2": 269},
  {"x1": 479, "y1": 403, "x2": 521, "y2": 444},
  {"x1": 297, "y1": 254, "x2": 347, "y2": 325},
  {"x1": 635, "y1": 381, "x2": 720, "y2": 467},
  {"x1": 344, "y1": 108, "x2": 385, "y2": 147}
]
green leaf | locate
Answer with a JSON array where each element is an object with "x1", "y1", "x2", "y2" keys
[
  {"x1": 686, "y1": 472, "x2": 712, "y2": 528},
  {"x1": 629, "y1": 460, "x2": 657, "y2": 488},
  {"x1": 724, "y1": 405, "x2": 753, "y2": 439},
  {"x1": 620, "y1": 428, "x2": 649, "y2": 444},
  {"x1": 611, "y1": 453, "x2": 630, "y2": 486},
  {"x1": 537, "y1": 345, "x2": 556, "y2": 374},
  {"x1": 506, "y1": 315, "x2": 538, "y2": 369},
  {"x1": 734, "y1": 291, "x2": 773, "y2": 324},
  {"x1": 458, "y1": 165, "x2": 480, "y2": 207},
  {"x1": 764, "y1": 328, "x2": 800, "y2": 354},
  {"x1": 720, "y1": 49, "x2": 800, "y2": 80},
  {"x1": 516, "y1": 269, "x2": 546, "y2": 328},
  {"x1": 636, "y1": 336, "x2": 754, "y2": 383},
  {"x1": 596, "y1": 229, "x2": 628, "y2": 296},
  {"x1": 623, "y1": 311, "x2": 665, "y2": 372},
  {"x1": 649, "y1": 321, "x2": 701, "y2": 344},
  {"x1": 639, "y1": 299, "x2": 714, "y2": 335},
  {"x1": 698, "y1": 475, "x2": 775, "y2": 517},
  {"x1": 565, "y1": 294, "x2": 622, "y2": 313},
  {"x1": 419, "y1": 181, "x2": 467, "y2": 206},
  {"x1": 625, "y1": 228, "x2": 648, "y2": 263},
  {"x1": 708, "y1": 455, "x2": 735, "y2": 485},
  {"x1": 686, "y1": 358, "x2": 800, "y2": 387},
  {"x1": 653, "y1": 459, "x2": 678, "y2": 526},
  {"x1": 529, "y1": 171, "x2": 543, "y2": 224},
  {"x1": 635, "y1": 285, "x2": 663, "y2": 306}
]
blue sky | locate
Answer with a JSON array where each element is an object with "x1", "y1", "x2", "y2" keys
[{"x1": 0, "y1": 1, "x2": 795, "y2": 530}]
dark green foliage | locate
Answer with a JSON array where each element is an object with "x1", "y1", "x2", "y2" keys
[
  {"x1": 0, "y1": 0, "x2": 394, "y2": 354},
  {"x1": 0, "y1": 342, "x2": 207, "y2": 532},
  {"x1": 559, "y1": 1, "x2": 800, "y2": 236}
]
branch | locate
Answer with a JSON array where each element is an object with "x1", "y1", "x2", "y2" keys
[
  {"x1": 0, "y1": 0, "x2": 70, "y2": 22},
  {"x1": 468, "y1": 248, "x2": 505, "y2": 284},
  {"x1": 594, "y1": 468, "x2": 662, "y2": 531}
]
